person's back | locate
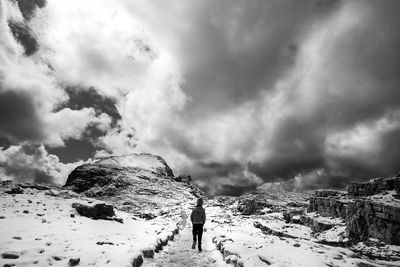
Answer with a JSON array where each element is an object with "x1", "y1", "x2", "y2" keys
[
  {"x1": 190, "y1": 198, "x2": 206, "y2": 251},
  {"x1": 190, "y1": 206, "x2": 205, "y2": 224}
]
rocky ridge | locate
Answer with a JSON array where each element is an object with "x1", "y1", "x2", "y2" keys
[
  {"x1": 308, "y1": 176, "x2": 400, "y2": 245},
  {"x1": 64, "y1": 153, "x2": 203, "y2": 218}
]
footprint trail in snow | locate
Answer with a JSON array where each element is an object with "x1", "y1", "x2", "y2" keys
[{"x1": 145, "y1": 220, "x2": 229, "y2": 267}]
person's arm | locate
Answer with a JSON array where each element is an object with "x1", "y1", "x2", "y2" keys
[
  {"x1": 202, "y1": 208, "x2": 206, "y2": 224},
  {"x1": 190, "y1": 210, "x2": 194, "y2": 223}
]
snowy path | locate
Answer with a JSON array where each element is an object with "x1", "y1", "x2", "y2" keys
[{"x1": 144, "y1": 220, "x2": 229, "y2": 267}]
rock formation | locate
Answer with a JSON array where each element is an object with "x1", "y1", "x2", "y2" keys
[
  {"x1": 64, "y1": 153, "x2": 202, "y2": 217},
  {"x1": 307, "y1": 176, "x2": 400, "y2": 245}
]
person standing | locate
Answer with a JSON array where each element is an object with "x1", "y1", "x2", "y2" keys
[{"x1": 190, "y1": 198, "x2": 206, "y2": 252}]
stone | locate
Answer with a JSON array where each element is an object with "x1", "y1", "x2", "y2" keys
[
  {"x1": 96, "y1": 241, "x2": 114, "y2": 245},
  {"x1": 72, "y1": 203, "x2": 115, "y2": 220},
  {"x1": 131, "y1": 255, "x2": 143, "y2": 267},
  {"x1": 2, "y1": 251, "x2": 19, "y2": 259},
  {"x1": 308, "y1": 176, "x2": 400, "y2": 245},
  {"x1": 5, "y1": 187, "x2": 23, "y2": 195},
  {"x1": 64, "y1": 154, "x2": 174, "y2": 193},
  {"x1": 142, "y1": 249, "x2": 154, "y2": 258},
  {"x1": 68, "y1": 258, "x2": 80, "y2": 266}
]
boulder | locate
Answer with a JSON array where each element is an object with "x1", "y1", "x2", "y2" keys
[
  {"x1": 5, "y1": 187, "x2": 24, "y2": 194},
  {"x1": 237, "y1": 197, "x2": 272, "y2": 215},
  {"x1": 2, "y1": 251, "x2": 19, "y2": 259},
  {"x1": 72, "y1": 203, "x2": 115, "y2": 220}
]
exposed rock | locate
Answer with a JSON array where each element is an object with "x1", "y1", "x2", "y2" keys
[
  {"x1": 238, "y1": 187, "x2": 309, "y2": 215},
  {"x1": 68, "y1": 257, "x2": 80, "y2": 266},
  {"x1": 173, "y1": 174, "x2": 192, "y2": 183},
  {"x1": 142, "y1": 249, "x2": 154, "y2": 258},
  {"x1": 72, "y1": 203, "x2": 115, "y2": 220},
  {"x1": 307, "y1": 176, "x2": 400, "y2": 245},
  {"x1": 348, "y1": 177, "x2": 400, "y2": 198},
  {"x1": 5, "y1": 187, "x2": 24, "y2": 195},
  {"x1": 283, "y1": 209, "x2": 304, "y2": 223},
  {"x1": 63, "y1": 153, "x2": 200, "y2": 216},
  {"x1": 45, "y1": 189, "x2": 60, "y2": 196},
  {"x1": 65, "y1": 153, "x2": 174, "y2": 193},
  {"x1": 18, "y1": 183, "x2": 50, "y2": 190},
  {"x1": 2, "y1": 251, "x2": 19, "y2": 259},
  {"x1": 1, "y1": 180, "x2": 13, "y2": 186},
  {"x1": 237, "y1": 197, "x2": 272, "y2": 215},
  {"x1": 96, "y1": 241, "x2": 114, "y2": 245},
  {"x1": 131, "y1": 255, "x2": 143, "y2": 267},
  {"x1": 300, "y1": 213, "x2": 344, "y2": 232},
  {"x1": 52, "y1": 256, "x2": 62, "y2": 261}
]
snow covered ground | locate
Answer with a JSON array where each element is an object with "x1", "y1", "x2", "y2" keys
[
  {"x1": 0, "y1": 187, "x2": 179, "y2": 267},
  {"x1": 2, "y1": 184, "x2": 400, "y2": 267},
  {"x1": 145, "y1": 210, "x2": 229, "y2": 267},
  {"x1": 205, "y1": 201, "x2": 400, "y2": 267}
]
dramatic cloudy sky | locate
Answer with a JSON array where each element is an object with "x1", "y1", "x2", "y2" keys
[{"x1": 1, "y1": 0, "x2": 400, "y2": 195}]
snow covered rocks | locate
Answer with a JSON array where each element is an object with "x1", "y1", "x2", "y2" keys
[
  {"x1": 72, "y1": 203, "x2": 117, "y2": 220},
  {"x1": 64, "y1": 153, "x2": 200, "y2": 218},
  {"x1": 308, "y1": 176, "x2": 400, "y2": 245}
]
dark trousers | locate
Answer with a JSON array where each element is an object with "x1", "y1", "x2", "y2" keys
[{"x1": 192, "y1": 223, "x2": 204, "y2": 248}]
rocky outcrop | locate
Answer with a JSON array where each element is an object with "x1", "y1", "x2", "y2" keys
[
  {"x1": 346, "y1": 198, "x2": 400, "y2": 244},
  {"x1": 348, "y1": 176, "x2": 400, "y2": 198},
  {"x1": 64, "y1": 153, "x2": 200, "y2": 218},
  {"x1": 237, "y1": 197, "x2": 273, "y2": 215},
  {"x1": 72, "y1": 203, "x2": 115, "y2": 220},
  {"x1": 307, "y1": 176, "x2": 400, "y2": 245},
  {"x1": 307, "y1": 190, "x2": 349, "y2": 219},
  {"x1": 238, "y1": 188, "x2": 309, "y2": 215},
  {"x1": 65, "y1": 153, "x2": 174, "y2": 193}
]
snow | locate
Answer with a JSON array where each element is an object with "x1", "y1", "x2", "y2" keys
[
  {"x1": 2, "y1": 185, "x2": 400, "y2": 267},
  {"x1": 145, "y1": 210, "x2": 229, "y2": 267},
  {"x1": 367, "y1": 190, "x2": 400, "y2": 207},
  {"x1": 0, "y1": 188, "x2": 178, "y2": 267},
  {"x1": 96, "y1": 153, "x2": 167, "y2": 171},
  {"x1": 204, "y1": 203, "x2": 395, "y2": 267}
]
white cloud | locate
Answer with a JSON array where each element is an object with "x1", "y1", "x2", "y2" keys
[{"x1": 0, "y1": 145, "x2": 85, "y2": 185}]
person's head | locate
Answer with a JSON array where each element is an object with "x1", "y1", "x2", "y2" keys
[{"x1": 196, "y1": 198, "x2": 203, "y2": 207}]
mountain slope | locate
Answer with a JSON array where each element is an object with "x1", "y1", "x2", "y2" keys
[{"x1": 64, "y1": 153, "x2": 203, "y2": 218}]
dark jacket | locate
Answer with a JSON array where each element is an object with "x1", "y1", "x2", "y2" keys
[{"x1": 190, "y1": 206, "x2": 206, "y2": 224}]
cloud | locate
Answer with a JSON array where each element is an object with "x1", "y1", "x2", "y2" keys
[
  {"x1": 2, "y1": 0, "x2": 400, "y2": 193},
  {"x1": 0, "y1": 144, "x2": 84, "y2": 185}
]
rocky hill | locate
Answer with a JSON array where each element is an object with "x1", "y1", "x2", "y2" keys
[{"x1": 64, "y1": 153, "x2": 203, "y2": 218}]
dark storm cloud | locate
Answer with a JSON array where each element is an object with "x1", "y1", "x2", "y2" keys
[
  {"x1": 48, "y1": 86, "x2": 122, "y2": 162},
  {"x1": 253, "y1": 0, "x2": 400, "y2": 189},
  {"x1": 0, "y1": 90, "x2": 44, "y2": 143},
  {"x1": 57, "y1": 86, "x2": 121, "y2": 126},
  {"x1": 16, "y1": 0, "x2": 47, "y2": 21},
  {"x1": 176, "y1": 0, "x2": 341, "y2": 114},
  {"x1": 160, "y1": 0, "x2": 400, "y2": 193},
  {"x1": 8, "y1": 21, "x2": 39, "y2": 56}
]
